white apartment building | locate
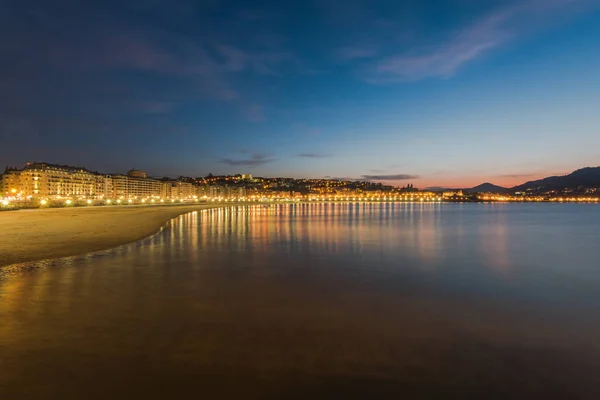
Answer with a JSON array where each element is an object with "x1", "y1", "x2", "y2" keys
[{"x1": 2, "y1": 162, "x2": 102, "y2": 199}]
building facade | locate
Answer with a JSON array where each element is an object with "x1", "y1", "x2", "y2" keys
[
  {"x1": 127, "y1": 169, "x2": 147, "y2": 178},
  {"x1": 1, "y1": 162, "x2": 248, "y2": 201},
  {"x1": 160, "y1": 180, "x2": 199, "y2": 199},
  {"x1": 1, "y1": 170, "x2": 21, "y2": 197},
  {"x1": 96, "y1": 175, "x2": 114, "y2": 199},
  {"x1": 205, "y1": 185, "x2": 246, "y2": 199},
  {"x1": 2, "y1": 163, "x2": 102, "y2": 199},
  {"x1": 112, "y1": 171, "x2": 162, "y2": 199}
]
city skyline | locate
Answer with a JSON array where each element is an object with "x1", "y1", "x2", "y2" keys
[
  {"x1": 2, "y1": 0, "x2": 600, "y2": 188},
  {"x1": 3, "y1": 159, "x2": 599, "y2": 193}
]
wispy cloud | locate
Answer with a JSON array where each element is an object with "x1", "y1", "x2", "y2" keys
[
  {"x1": 366, "y1": 0, "x2": 598, "y2": 83},
  {"x1": 367, "y1": 13, "x2": 510, "y2": 83},
  {"x1": 362, "y1": 174, "x2": 419, "y2": 181},
  {"x1": 298, "y1": 153, "x2": 329, "y2": 158},
  {"x1": 0, "y1": 3, "x2": 301, "y2": 120},
  {"x1": 221, "y1": 153, "x2": 275, "y2": 167}
]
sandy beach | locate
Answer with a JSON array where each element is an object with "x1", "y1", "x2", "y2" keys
[{"x1": 0, "y1": 203, "x2": 231, "y2": 268}]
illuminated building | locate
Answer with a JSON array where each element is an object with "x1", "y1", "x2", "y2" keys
[
  {"x1": 96, "y1": 175, "x2": 114, "y2": 198},
  {"x1": 1, "y1": 169, "x2": 21, "y2": 197},
  {"x1": 2, "y1": 162, "x2": 102, "y2": 199},
  {"x1": 208, "y1": 185, "x2": 224, "y2": 198},
  {"x1": 204, "y1": 185, "x2": 246, "y2": 199},
  {"x1": 161, "y1": 180, "x2": 195, "y2": 199},
  {"x1": 126, "y1": 169, "x2": 147, "y2": 178},
  {"x1": 112, "y1": 170, "x2": 162, "y2": 199},
  {"x1": 443, "y1": 190, "x2": 463, "y2": 198},
  {"x1": 196, "y1": 184, "x2": 209, "y2": 198},
  {"x1": 173, "y1": 181, "x2": 195, "y2": 198}
]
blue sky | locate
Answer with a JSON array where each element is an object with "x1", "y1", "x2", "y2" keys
[{"x1": 1, "y1": 0, "x2": 599, "y2": 188}]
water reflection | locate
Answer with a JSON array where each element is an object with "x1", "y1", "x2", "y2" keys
[
  {"x1": 2, "y1": 203, "x2": 600, "y2": 398},
  {"x1": 190, "y1": 203, "x2": 446, "y2": 260}
]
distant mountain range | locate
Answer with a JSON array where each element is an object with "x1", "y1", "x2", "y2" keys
[
  {"x1": 429, "y1": 167, "x2": 600, "y2": 194},
  {"x1": 512, "y1": 167, "x2": 600, "y2": 192},
  {"x1": 464, "y1": 183, "x2": 509, "y2": 194}
]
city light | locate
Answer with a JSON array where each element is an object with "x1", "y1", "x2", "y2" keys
[
  {"x1": 65, "y1": 199, "x2": 72, "y2": 205},
  {"x1": 1, "y1": 163, "x2": 599, "y2": 206},
  {"x1": 40, "y1": 199, "x2": 47, "y2": 205}
]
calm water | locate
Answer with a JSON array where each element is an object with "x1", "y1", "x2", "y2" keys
[{"x1": 1, "y1": 203, "x2": 600, "y2": 399}]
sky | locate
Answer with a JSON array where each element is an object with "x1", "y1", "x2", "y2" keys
[{"x1": 1, "y1": 0, "x2": 600, "y2": 188}]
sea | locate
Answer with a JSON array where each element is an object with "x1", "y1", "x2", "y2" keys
[{"x1": 1, "y1": 202, "x2": 600, "y2": 399}]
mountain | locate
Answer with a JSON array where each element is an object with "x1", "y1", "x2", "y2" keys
[
  {"x1": 512, "y1": 167, "x2": 600, "y2": 192},
  {"x1": 464, "y1": 183, "x2": 509, "y2": 194}
]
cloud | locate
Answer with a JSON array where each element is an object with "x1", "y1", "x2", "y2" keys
[
  {"x1": 221, "y1": 153, "x2": 275, "y2": 167},
  {"x1": 366, "y1": 0, "x2": 598, "y2": 83},
  {"x1": 362, "y1": 174, "x2": 420, "y2": 181},
  {"x1": 298, "y1": 153, "x2": 329, "y2": 158},
  {"x1": 368, "y1": 13, "x2": 510, "y2": 82}
]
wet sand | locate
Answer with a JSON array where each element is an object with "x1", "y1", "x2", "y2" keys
[{"x1": 0, "y1": 204, "x2": 231, "y2": 268}]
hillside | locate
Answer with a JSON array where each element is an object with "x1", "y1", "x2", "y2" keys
[
  {"x1": 465, "y1": 183, "x2": 509, "y2": 194},
  {"x1": 512, "y1": 167, "x2": 600, "y2": 192}
]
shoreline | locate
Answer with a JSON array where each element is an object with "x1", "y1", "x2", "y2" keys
[{"x1": 0, "y1": 203, "x2": 241, "y2": 269}]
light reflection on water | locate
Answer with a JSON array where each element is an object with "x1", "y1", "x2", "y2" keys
[{"x1": 1, "y1": 203, "x2": 600, "y2": 398}]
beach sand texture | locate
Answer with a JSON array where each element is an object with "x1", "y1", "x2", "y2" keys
[{"x1": 0, "y1": 204, "x2": 226, "y2": 268}]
